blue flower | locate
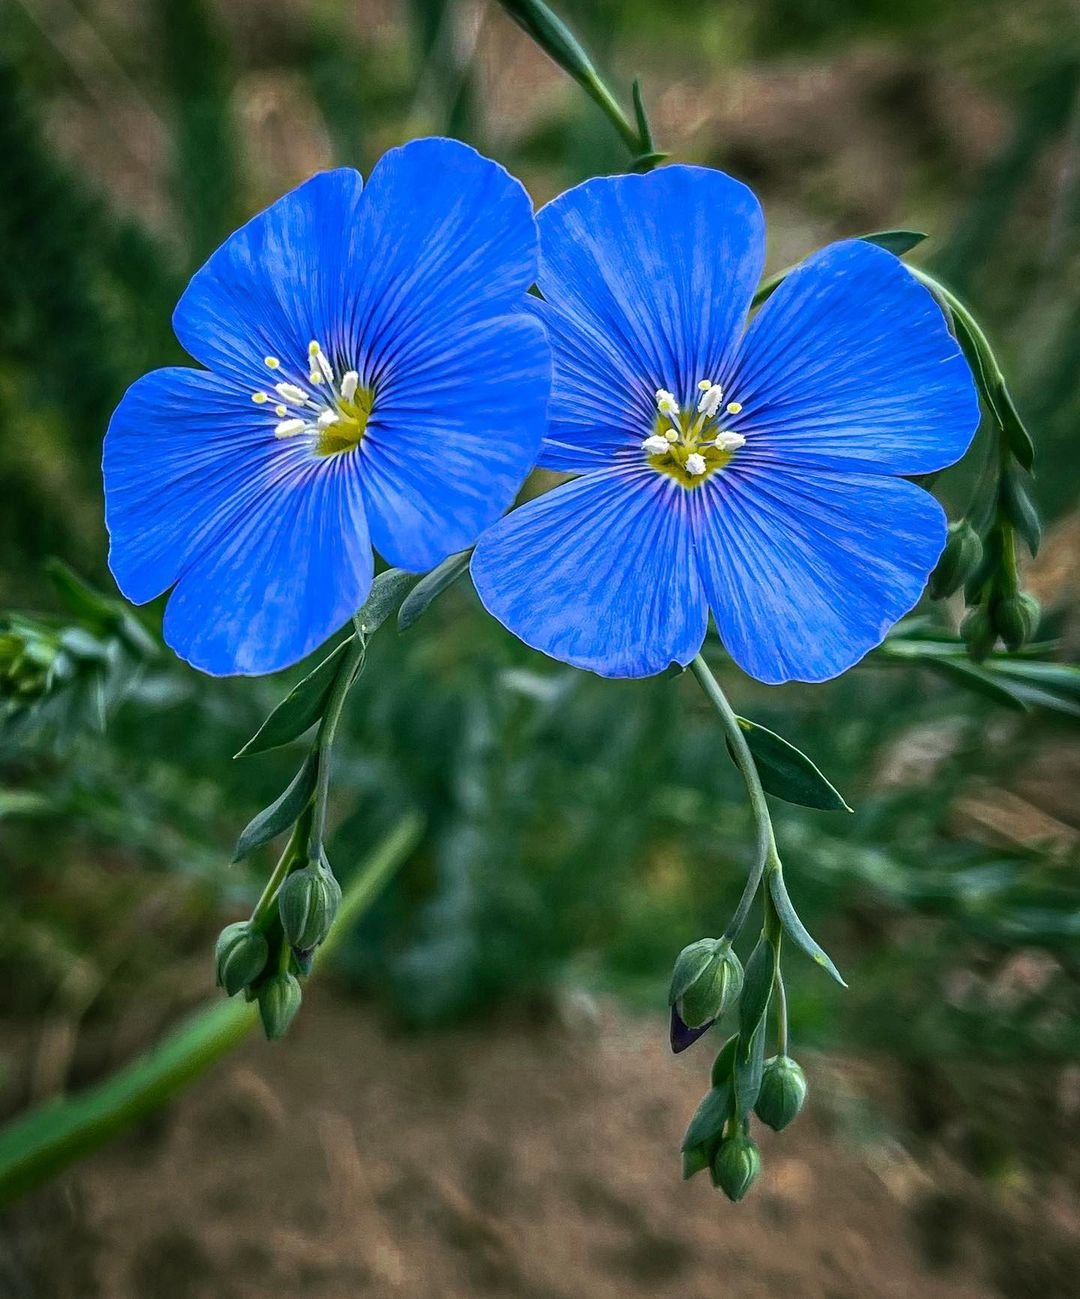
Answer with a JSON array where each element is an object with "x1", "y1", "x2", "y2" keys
[
  {"x1": 104, "y1": 138, "x2": 550, "y2": 676},
  {"x1": 471, "y1": 166, "x2": 980, "y2": 684}
]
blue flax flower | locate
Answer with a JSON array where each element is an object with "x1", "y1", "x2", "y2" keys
[
  {"x1": 471, "y1": 166, "x2": 980, "y2": 684},
  {"x1": 104, "y1": 138, "x2": 549, "y2": 676}
]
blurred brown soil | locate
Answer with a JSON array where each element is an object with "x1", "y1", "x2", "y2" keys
[{"x1": 3, "y1": 995, "x2": 1078, "y2": 1299}]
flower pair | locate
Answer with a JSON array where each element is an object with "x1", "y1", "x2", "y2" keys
[{"x1": 105, "y1": 139, "x2": 979, "y2": 684}]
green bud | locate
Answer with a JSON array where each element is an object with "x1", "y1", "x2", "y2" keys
[
  {"x1": 277, "y1": 863, "x2": 341, "y2": 954},
  {"x1": 214, "y1": 921, "x2": 269, "y2": 997},
  {"x1": 669, "y1": 939, "x2": 743, "y2": 1029},
  {"x1": 711, "y1": 1133, "x2": 762, "y2": 1203},
  {"x1": 1000, "y1": 470, "x2": 1041, "y2": 557},
  {"x1": 754, "y1": 1055, "x2": 808, "y2": 1131},
  {"x1": 929, "y1": 520, "x2": 983, "y2": 600},
  {"x1": 993, "y1": 592, "x2": 1040, "y2": 652},
  {"x1": 960, "y1": 605, "x2": 995, "y2": 661},
  {"x1": 258, "y1": 971, "x2": 302, "y2": 1040}
]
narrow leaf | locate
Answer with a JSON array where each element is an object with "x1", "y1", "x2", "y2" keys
[
  {"x1": 681, "y1": 1082, "x2": 732, "y2": 1152},
  {"x1": 231, "y1": 753, "x2": 317, "y2": 863},
  {"x1": 354, "y1": 569, "x2": 419, "y2": 638},
  {"x1": 925, "y1": 658, "x2": 1031, "y2": 713},
  {"x1": 733, "y1": 1022, "x2": 767, "y2": 1120},
  {"x1": 861, "y1": 229, "x2": 927, "y2": 256},
  {"x1": 732, "y1": 717, "x2": 852, "y2": 812},
  {"x1": 397, "y1": 550, "x2": 471, "y2": 633},
  {"x1": 737, "y1": 937, "x2": 774, "y2": 1052},
  {"x1": 767, "y1": 872, "x2": 846, "y2": 987},
  {"x1": 236, "y1": 638, "x2": 353, "y2": 758}
]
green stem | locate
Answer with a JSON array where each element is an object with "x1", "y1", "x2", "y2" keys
[
  {"x1": 773, "y1": 965, "x2": 789, "y2": 1056},
  {"x1": 249, "y1": 806, "x2": 311, "y2": 931},
  {"x1": 689, "y1": 654, "x2": 780, "y2": 942},
  {"x1": 309, "y1": 623, "x2": 367, "y2": 856},
  {"x1": 0, "y1": 812, "x2": 423, "y2": 1207}
]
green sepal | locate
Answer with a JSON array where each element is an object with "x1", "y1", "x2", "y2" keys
[
  {"x1": 731, "y1": 717, "x2": 852, "y2": 812},
  {"x1": 733, "y1": 1021, "x2": 767, "y2": 1120},
  {"x1": 236, "y1": 638, "x2": 354, "y2": 758},
  {"x1": 754, "y1": 1055, "x2": 808, "y2": 1132},
  {"x1": 231, "y1": 752, "x2": 317, "y2": 863},
  {"x1": 767, "y1": 871, "x2": 846, "y2": 987},
  {"x1": 993, "y1": 592, "x2": 1040, "y2": 653},
  {"x1": 257, "y1": 971, "x2": 302, "y2": 1040},
  {"x1": 277, "y1": 863, "x2": 342, "y2": 954},
  {"x1": 397, "y1": 550, "x2": 472, "y2": 633},
  {"x1": 711, "y1": 1133, "x2": 761, "y2": 1202},
  {"x1": 214, "y1": 922, "x2": 269, "y2": 997},
  {"x1": 737, "y1": 937, "x2": 775, "y2": 1052}
]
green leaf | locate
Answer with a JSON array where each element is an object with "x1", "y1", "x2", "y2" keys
[
  {"x1": 731, "y1": 717, "x2": 852, "y2": 812},
  {"x1": 0, "y1": 790, "x2": 53, "y2": 820},
  {"x1": 231, "y1": 752, "x2": 318, "y2": 863},
  {"x1": 1000, "y1": 469, "x2": 1042, "y2": 557},
  {"x1": 236, "y1": 638, "x2": 354, "y2": 758},
  {"x1": 861, "y1": 229, "x2": 927, "y2": 256},
  {"x1": 397, "y1": 550, "x2": 471, "y2": 633},
  {"x1": 924, "y1": 658, "x2": 1031, "y2": 713},
  {"x1": 733, "y1": 1021, "x2": 767, "y2": 1120},
  {"x1": 354, "y1": 569, "x2": 419, "y2": 638},
  {"x1": 767, "y1": 871, "x2": 846, "y2": 987},
  {"x1": 737, "y1": 937, "x2": 774, "y2": 1052},
  {"x1": 681, "y1": 1081, "x2": 732, "y2": 1152}
]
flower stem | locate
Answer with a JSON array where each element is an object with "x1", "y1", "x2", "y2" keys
[
  {"x1": 689, "y1": 654, "x2": 780, "y2": 942},
  {"x1": 249, "y1": 807, "x2": 311, "y2": 931},
  {"x1": 309, "y1": 625, "x2": 367, "y2": 857}
]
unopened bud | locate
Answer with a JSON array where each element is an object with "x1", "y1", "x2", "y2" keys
[
  {"x1": 929, "y1": 520, "x2": 983, "y2": 600},
  {"x1": 711, "y1": 1133, "x2": 761, "y2": 1202},
  {"x1": 993, "y1": 592, "x2": 1040, "y2": 652},
  {"x1": 960, "y1": 605, "x2": 995, "y2": 661},
  {"x1": 754, "y1": 1055, "x2": 808, "y2": 1131},
  {"x1": 278, "y1": 863, "x2": 341, "y2": 954},
  {"x1": 669, "y1": 938, "x2": 743, "y2": 1030},
  {"x1": 258, "y1": 971, "x2": 302, "y2": 1040},
  {"x1": 214, "y1": 921, "x2": 269, "y2": 997}
]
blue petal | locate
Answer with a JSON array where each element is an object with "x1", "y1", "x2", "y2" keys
[
  {"x1": 174, "y1": 168, "x2": 366, "y2": 386},
  {"x1": 728, "y1": 240, "x2": 980, "y2": 476},
  {"x1": 689, "y1": 465, "x2": 947, "y2": 684},
  {"x1": 471, "y1": 467, "x2": 708, "y2": 678},
  {"x1": 162, "y1": 454, "x2": 372, "y2": 677},
  {"x1": 358, "y1": 313, "x2": 550, "y2": 572},
  {"x1": 534, "y1": 166, "x2": 765, "y2": 472},
  {"x1": 104, "y1": 367, "x2": 286, "y2": 604}
]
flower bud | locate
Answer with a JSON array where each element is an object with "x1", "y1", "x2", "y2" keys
[
  {"x1": 277, "y1": 863, "x2": 341, "y2": 955},
  {"x1": 960, "y1": 605, "x2": 995, "y2": 661},
  {"x1": 929, "y1": 520, "x2": 983, "y2": 600},
  {"x1": 669, "y1": 938, "x2": 743, "y2": 1030},
  {"x1": 214, "y1": 921, "x2": 269, "y2": 997},
  {"x1": 993, "y1": 592, "x2": 1040, "y2": 652},
  {"x1": 711, "y1": 1133, "x2": 761, "y2": 1202},
  {"x1": 754, "y1": 1055, "x2": 807, "y2": 1131},
  {"x1": 258, "y1": 971, "x2": 302, "y2": 1040}
]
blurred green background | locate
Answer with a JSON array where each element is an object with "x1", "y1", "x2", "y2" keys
[{"x1": 0, "y1": 1, "x2": 1078, "y2": 1295}]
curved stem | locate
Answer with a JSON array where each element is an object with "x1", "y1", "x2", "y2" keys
[
  {"x1": 773, "y1": 966, "x2": 789, "y2": 1056},
  {"x1": 309, "y1": 627, "x2": 367, "y2": 856},
  {"x1": 249, "y1": 806, "x2": 312, "y2": 930},
  {"x1": 689, "y1": 654, "x2": 780, "y2": 941}
]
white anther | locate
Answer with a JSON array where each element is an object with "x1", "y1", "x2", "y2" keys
[
  {"x1": 697, "y1": 379, "x2": 714, "y2": 392},
  {"x1": 654, "y1": 388, "x2": 679, "y2": 416},
  {"x1": 264, "y1": 356, "x2": 281, "y2": 370},
  {"x1": 686, "y1": 453, "x2": 707, "y2": 476},
  {"x1": 317, "y1": 409, "x2": 340, "y2": 429},
  {"x1": 274, "y1": 382, "x2": 308, "y2": 404},
  {"x1": 340, "y1": 371, "x2": 359, "y2": 401},
  {"x1": 642, "y1": 434, "x2": 672, "y2": 455},
  {"x1": 309, "y1": 344, "x2": 334, "y2": 383},
  {"x1": 275, "y1": 404, "x2": 287, "y2": 417},
  {"x1": 697, "y1": 384, "x2": 724, "y2": 419},
  {"x1": 274, "y1": 419, "x2": 307, "y2": 439},
  {"x1": 726, "y1": 401, "x2": 743, "y2": 415},
  {"x1": 714, "y1": 431, "x2": 746, "y2": 452},
  {"x1": 664, "y1": 429, "x2": 679, "y2": 442},
  {"x1": 309, "y1": 371, "x2": 324, "y2": 385},
  {"x1": 251, "y1": 391, "x2": 269, "y2": 404}
]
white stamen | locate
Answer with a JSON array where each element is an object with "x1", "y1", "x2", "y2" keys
[
  {"x1": 686, "y1": 453, "x2": 707, "y2": 476},
  {"x1": 274, "y1": 382, "x2": 308, "y2": 404},
  {"x1": 714, "y1": 431, "x2": 746, "y2": 452},
  {"x1": 264, "y1": 356, "x2": 281, "y2": 370},
  {"x1": 309, "y1": 371, "x2": 324, "y2": 385},
  {"x1": 317, "y1": 409, "x2": 340, "y2": 429},
  {"x1": 340, "y1": 371, "x2": 359, "y2": 401},
  {"x1": 309, "y1": 341, "x2": 334, "y2": 383},
  {"x1": 697, "y1": 383, "x2": 724, "y2": 419},
  {"x1": 251, "y1": 391, "x2": 269, "y2": 405},
  {"x1": 642, "y1": 434, "x2": 672, "y2": 455},
  {"x1": 654, "y1": 388, "x2": 679, "y2": 416},
  {"x1": 726, "y1": 401, "x2": 743, "y2": 415},
  {"x1": 664, "y1": 429, "x2": 679, "y2": 442},
  {"x1": 275, "y1": 404, "x2": 287, "y2": 417},
  {"x1": 274, "y1": 418, "x2": 307, "y2": 439},
  {"x1": 697, "y1": 379, "x2": 713, "y2": 392}
]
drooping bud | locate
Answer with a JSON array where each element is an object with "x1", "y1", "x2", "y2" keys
[
  {"x1": 754, "y1": 1055, "x2": 808, "y2": 1131},
  {"x1": 993, "y1": 592, "x2": 1040, "y2": 652},
  {"x1": 277, "y1": 863, "x2": 341, "y2": 955},
  {"x1": 929, "y1": 520, "x2": 983, "y2": 600},
  {"x1": 711, "y1": 1133, "x2": 762, "y2": 1202},
  {"x1": 258, "y1": 971, "x2": 302, "y2": 1040},
  {"x1": 960, "y1": 605, "x2": 995, "y2": 661},
  {"x1": 669, "y1": 938, "x2": 743, "y2": 1031},
  {"x1": 214, "y1": 921, "x2": 269, "y2": 997}
]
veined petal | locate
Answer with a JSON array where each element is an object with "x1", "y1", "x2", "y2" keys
[
  {"x1": 162, "y1": 455, "x2": 373, "y2": 677},
  {"x1": 689, "y1": 465, "x2": 947, "y2": 685},
  {"x1": 104, "y1": 367, "x2": 286, "y2": 604},
  {"x1": 359, "y1": 312, "x2": 550, "y2": 572},
  {"x1": 729, "y1": 240, "x2": 980, "y2": 476},
  {"x1": 471, "y1": 468, "x2": 708, "y2": 678},
  {"x1": 534, "y1": 166, "x2": 765, "y2": 470}
]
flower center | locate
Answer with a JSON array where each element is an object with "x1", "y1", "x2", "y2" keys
[
  {"x1": 641, "y1": 379, "x2": 746, "y2": 487},
  {"x1": 251, "y1": 341, "x2": 373, "y2": 457}
]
